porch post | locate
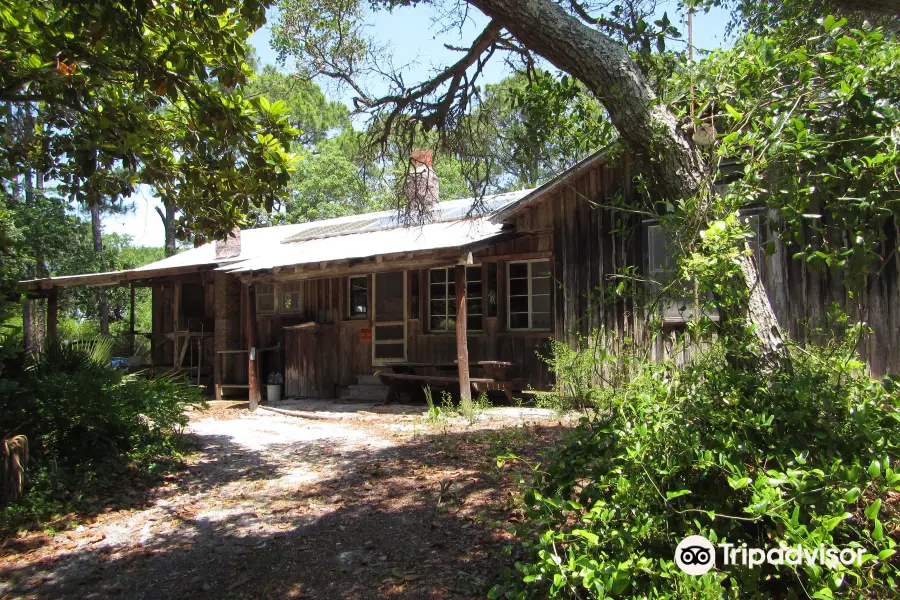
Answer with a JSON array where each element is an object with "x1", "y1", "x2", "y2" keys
[
  {"x1": 129, "y1": 283, "x2": 136, "y2": 355},
  {"x1": 455, "y1": 264, "x2": 471, "y2": 402},
  {"x1": 246, "y1": 282, "x2": 261, "y2": 411},
  {"x1": 47, "y1": 289, "x2": 58, "y2": 345}
]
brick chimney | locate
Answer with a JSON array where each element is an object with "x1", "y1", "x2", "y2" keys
[
  {"x1": 215, "y1": 227, "x2": 241, "y2": 259},
  {"x1": 405, "y1": 150, "x2": 440, "y2": 214}
]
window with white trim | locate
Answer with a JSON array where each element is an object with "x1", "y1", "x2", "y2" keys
[
  {"x1": 429, "y1": 267, "x2": 456, "y2": 332},
  {"x1": 256, "y1": 283, "x2": 276, "y2": 314},
  {"x1": 282, "y1": 281, "x2": 303, "y2": 313},
  {"x1": 507, "y1": 260, "x2": 552, "y2": 331},
  {"x1": 428, "y1": 266, "x2": 483, "y2": 332},
  {"x1": 349, "y1": 276, "x2": 368, "y2": 318},
  {"x1": 465, "y1": 265, "x2": 482, "y2": 331}
]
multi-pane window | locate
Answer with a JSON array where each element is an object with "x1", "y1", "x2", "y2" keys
[
  {"x1": 429, "y1": 267, "x2": 456, "y2": 331},
  {"x1": 486, "y1": 263, "x2": 498, "y2": 318},
  {"x1": 465, "y1": 265, "x2": 482, "y2": 331},
  {"x1": 409, "y1": 271, "x2": 420, "y2": 319},
  {"x1": 428, "y1": 266, "x2": 483, "y2": 332},
  {"x1": 256, "y1": 283, "x2": 276, "y2": 314},
  {"x1": 507, "y1": 260, "x2": 552, "y2": 331},
  {"x1": 647, "y1": 225, "x2": 676, "y2": 282},
  {"x1": 282, "y1": 281, "x2": 303, "y2": 312},
  {"x1": 349, "y1": 276, "x2": 368, "y2": 318}
]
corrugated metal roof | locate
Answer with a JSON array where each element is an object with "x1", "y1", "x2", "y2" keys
[
  {"x1": 22, "y1": 189, "x2": 532, "y2": 290},
  {"x1": 220, "y1": 217, "x2": 507, "y2": 273}
]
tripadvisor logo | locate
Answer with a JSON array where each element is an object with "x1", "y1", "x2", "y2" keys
[
  {"x1": 675, "y1": 535, "x2": 716, "y2": 575},
  {"x1": 674, "y1": 535, "x2": 864, "y2": 576}
]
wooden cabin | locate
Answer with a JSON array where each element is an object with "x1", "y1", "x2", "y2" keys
[{"x1": 21, "y1": 150, "x2": 900, "y2": 404}]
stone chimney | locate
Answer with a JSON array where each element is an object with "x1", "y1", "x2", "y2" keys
[
  {"x1": 405, "y1": 150, "x2": 440, "y2": 214},
  {"x1": 215, "y1": 227, "x2": 241, "y2": 259}
]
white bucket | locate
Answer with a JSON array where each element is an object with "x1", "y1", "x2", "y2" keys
[{"x1": 266, "y1": 384, "x2": 282, "y2": 402}]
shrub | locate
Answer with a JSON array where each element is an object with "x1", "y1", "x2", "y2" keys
[
  {"x1": 493, "y1": 330, "x2": 900, "y2": 598},
  {"x1": 0, "y1": 340, "x2": 205, "y2": 530}
]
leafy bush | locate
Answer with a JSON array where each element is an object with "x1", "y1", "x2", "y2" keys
[
  {"x1": 536, "y1": 331, "x2": 643, "y2": 412},
  {"x1": 1, "y1": 340, "x2": 205, "y2": 530},
  {"x1": 493, "y1": 331, "x2": 899, "y2": 598}
]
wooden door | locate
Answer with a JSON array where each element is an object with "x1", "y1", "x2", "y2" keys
[{"x1": 372, "y1": 271, "x2": 406, "y2": 365}]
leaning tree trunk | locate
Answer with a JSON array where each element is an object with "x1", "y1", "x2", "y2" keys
[
  {"x1": 90, "y1": 200, "x2": 110, "y2": 336},
  {"x1": 470, "y1": 0, "x2": 787, "y2": 367}
]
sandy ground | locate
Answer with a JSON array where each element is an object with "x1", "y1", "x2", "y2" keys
[{"x1": 0, "y1": 401, "x2": 571, "y2": 599}]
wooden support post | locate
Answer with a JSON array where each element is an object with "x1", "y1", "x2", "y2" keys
[
  {"x1": 47, "y1": 289, "x2": 58, "y2": 346},
  {"x1": 215, "y1": 353, "x2": 223, "y2": 400},
  {"x1": 455, "y1": 264, "x2": 471, "y2": 402},
  {"x1": 129, "y1": 284, "x2": 136, "y2": 356},
  {"x1": 173, "y1": 283, "x2": 181, "y2": 367},
  {"x1": 247, "y1": 283, "x2": 261, "y2": 411}
]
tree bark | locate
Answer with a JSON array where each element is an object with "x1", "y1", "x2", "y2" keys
[
  {"x1": 469, "y1": 0, "x2": 785, "y2": 367},
  {"x1": 91, "y1": 200, "x2": 110, "y2": 336},
  {"x1": 455, "y1": 264, "x2": 471, "y2": 403},
  {"x1": 246, "y1": 283, "x2": 260, "y2": 412},
  {"x1": 471, "y1": 0, "x2": 705, "y2": 203},
  {"x1": 22, "y1": 295, "x2": 33, "y2": 354},
  {"x1": 155, "y1": 202, "x2": 177, "y2": 257},
  {"x1": 830, "y1": 0, "x2": 900, "y2": 16}
]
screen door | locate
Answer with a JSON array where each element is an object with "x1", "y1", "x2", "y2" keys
[{"x1": 372, "y1": 271, "x2": 406, "y2": 364}]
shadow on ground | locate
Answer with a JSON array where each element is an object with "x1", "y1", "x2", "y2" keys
[{"x1": 1, "y1": 417, "x2": 569, "y2": 600}]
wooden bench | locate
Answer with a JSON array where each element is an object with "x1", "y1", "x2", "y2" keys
[{"x1": 378, "y1": 372, "x2": 513, "y2": 403}]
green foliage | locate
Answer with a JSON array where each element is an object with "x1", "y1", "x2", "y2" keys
[
  {"x1": 423, "y1": 385, "x2": 453, "y2": 432},
  {"x1": 460, "y1": 392, "x2": 492, "y2": 426},
  {"x1": 675, "y1": 20, "x2": 900, "y2": 292},
  {"x1": 246, "y1": 65, "x2": 350, "y2": 147},
  {"x1": 493, "y1": 331, "x2": 900, "y2": 598},
  {"x1": 0, "y1": 340, "x2": 204, "y2": 531},
  {"x1": 481, "y1": 71, "x2": 615, "y2": 190},
  {"x1": 1, "y1": 0, "x2": 297, "y2": 240},
  {"x1": 423, "y1": 386, "x2": 492, "y2": 428}
]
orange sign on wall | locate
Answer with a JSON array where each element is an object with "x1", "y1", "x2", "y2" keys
[{"x1": 360, "y1": 328, "x2": 372, "y2": 343}]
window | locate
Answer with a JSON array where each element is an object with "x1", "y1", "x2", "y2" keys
[
  {"x1": 507, "y1": 260, "x2": 552, "y2": 331},
  {"x1": 409, "y1": 271, "x2": 420, "y2": 319},
  {"x1": 428, "y1": 267, "x2": 484, "y2": 332},
  {"x1": 282, "y1": 281, "x2": 303, "y2": 313},
  {"x1": 647, "y1": 224, "x2": 672, "y2": 282},
  {"x1": 349, "y1": 276, "x2": 368, "y2": 318},
  {"x1": 648, "y1": 224, "x2": 696, "y2": 321},
  {"x1": 256, "y1": 283, "x2": 276, "y2": 314},
  {"x1": 465, "y1": 265, "x2": 482, "y2": 331},
  {"x1": 429, "y1": 267, "x2": 456, "y2": 331},
  {"x1": 647, "y1": 215, "x2": 764, "y2": 323},
  {"x1": 486, "y1": 263, "x2": 498, "y2": 318}
]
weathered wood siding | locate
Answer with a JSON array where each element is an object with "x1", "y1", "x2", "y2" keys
[
  {"x1": 526, "y1": 156, "x2": 899, "y2": 377},
  {"x1": 513, "y1": 156, "x2": 645, "y2": 352},
  {"x1": 284, "y1": 321, "x2": 371, "y2": 398},
  {"x1": 275, "y1": 232, "x2": 557, "y2": 397},
  {"x1": 762, "y1": 213, "x2": 900, "y2": 376}
]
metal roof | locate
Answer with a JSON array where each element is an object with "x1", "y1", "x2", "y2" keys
[{"x1": 20, "y1": 189, "x2": 532, "y2": 290}]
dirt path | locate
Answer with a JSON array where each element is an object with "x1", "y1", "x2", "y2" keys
[{"x1": 0, "y1": 402, "x2": 570, "y2": 599}]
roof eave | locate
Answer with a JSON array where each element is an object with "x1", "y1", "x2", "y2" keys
[{"x1": 489, "y1": 149, "x2": 609, "y2": 225}]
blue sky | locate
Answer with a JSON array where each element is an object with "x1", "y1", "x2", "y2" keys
[{"x1": 108, "y1": 2, "x2": 732, "y2": 247}]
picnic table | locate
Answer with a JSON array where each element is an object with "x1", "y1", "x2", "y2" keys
[{"x1": 378, "y1": 361, "x2": 515, "y2": 403}]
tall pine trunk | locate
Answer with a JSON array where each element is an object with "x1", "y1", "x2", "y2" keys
[{"x1": 91, "y1": 199, "x2": 109, "y2": 336}]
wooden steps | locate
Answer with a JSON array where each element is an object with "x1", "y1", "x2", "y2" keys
[{"x1": 338, "y1": 375, "x2": 389, "y2": 403}]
